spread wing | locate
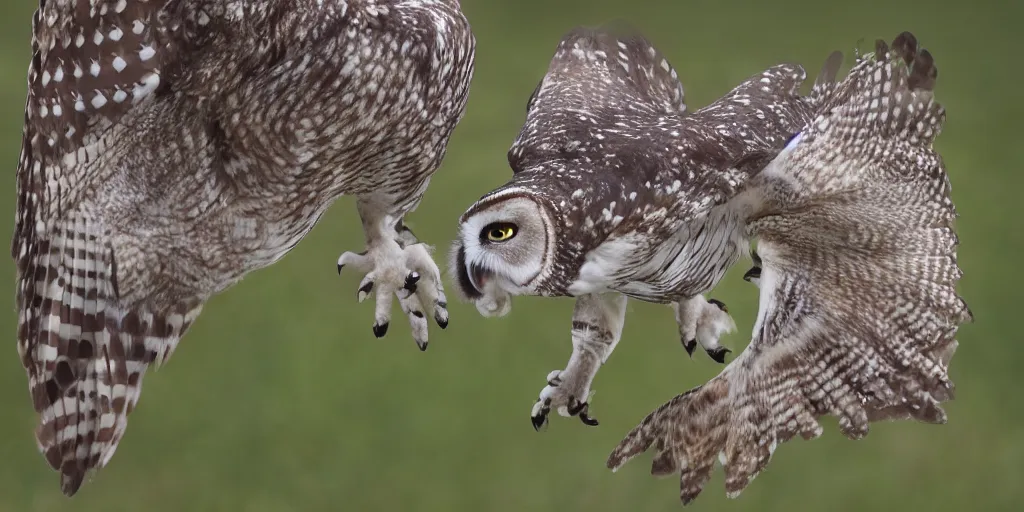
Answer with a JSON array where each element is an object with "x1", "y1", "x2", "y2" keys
[
  {"x1": 506, "y1": 22, "x2": 687, "y2": 175},
  {"x1": 14, "y1": 0, "x2": 201, "y2": 495},
  {"x1": 607, "y1": 33, "x2": 971, "y2": 504}
]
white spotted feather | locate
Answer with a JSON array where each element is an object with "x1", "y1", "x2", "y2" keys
[{"x1": 15, "y1": 0, "x2": 475, "y2": 495}]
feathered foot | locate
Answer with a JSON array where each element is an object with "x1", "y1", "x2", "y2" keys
[
  {"x1": 530, "y1": 369, "x2": 600, "y2": 430},
  {"x1": 337, "y1": 221, "x2": 448, "y2": 351},
  {"x1": 673, "y1": 296, "x2": 736, "y2": 363}
]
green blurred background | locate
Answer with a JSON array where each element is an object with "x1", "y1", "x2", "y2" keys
[{"x1": 1, "y1": 0, "x2": 1021, "y2": 510}]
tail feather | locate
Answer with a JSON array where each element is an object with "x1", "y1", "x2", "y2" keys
[
  {"x1": 16, "y1": 216, "x2": 201, "y2": 495},
  {"x1": 607, "y1": 32, "x2": 970, "y2": 504}
]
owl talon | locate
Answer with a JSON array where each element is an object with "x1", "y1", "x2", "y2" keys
[
  {"x1": 564, "y1": 397, "x2": 599, "y2": 426},
  {"x1": 434, "y1": 302, "x2": 449, "y2": 329},
  {"x1": 341, "y1": 233, "x2": 449, "y2": 348},
  {"x1": 566, "y1": 397, "x2": 585, "y2": 416},
  {"x1": 531, "y1": 398, "x2": 552, "y2": 431},
  {"x1": 706, "y1": 346, "x2": 732, "y2": 364},
  {"x1": 531, "y1": 413, "x2": 548, "y2": 431},
  {"x1": 674, "y1": 296, "x2": 737, "y2": 363},
  {"x1": 579, "y1": 411, "x2": 599, "y2": 427},
  {"x1": 683, "y1": 339, "x2": 697, "y2": 357},
  {"x1": 404, "y1": 272, "x2": 420, "y2": 293},
  {"x1": 358, "y1": 280, "x2": 374, "y2": 299},
  {"x1": 532, "y1": 368, "x2": 595, "y2": 428}
]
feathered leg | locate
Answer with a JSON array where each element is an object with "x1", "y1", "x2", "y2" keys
[
  {"x1": 530, "y1": 293, "x2": 627, "y2": 430},
  {"x1": 337, "y1": 195, "x2": 449, "y2": 350},
  {"x1": 673, "y1": 296, "x2": 737, "y2": 363}
]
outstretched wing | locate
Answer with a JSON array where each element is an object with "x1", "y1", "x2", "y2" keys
[
  {"x1": 14, "y1": 0, "x2": 200, "y2": 495},
  {"x1": 507, "y1": 22, "x2": 687, "y2": 174},
  {"x1": 607, "y1": 32, "x2": 971, "y2": 504}
]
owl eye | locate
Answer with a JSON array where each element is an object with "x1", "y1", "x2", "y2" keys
[{"x1": 483, "y1": 223, "x2": 518, "y2": 242}]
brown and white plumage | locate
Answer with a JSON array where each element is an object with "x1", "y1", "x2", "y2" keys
[
  {"x1": 15, "y1": 0, "x2": 474, "y2": 495},
  {"x1": 452, "y1": 27, "x2": 969, "y2": 504},
  {"x1": 607, "y1": 33, "x2": 971, "y2": 503}
]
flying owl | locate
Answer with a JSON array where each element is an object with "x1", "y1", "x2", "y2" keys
[
  {"x1": 14, "y1": 0, "x2": 474, "y2": 495},
  {"x1": 450, "y1": 26, "x2": 970, "y2": 503}
]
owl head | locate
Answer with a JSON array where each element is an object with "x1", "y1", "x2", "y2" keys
[{"x1": 448, "y1": 182, "x2": 567, "y2": 317}]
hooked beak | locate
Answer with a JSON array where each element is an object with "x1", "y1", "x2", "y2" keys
[
  {"x1": 455, "y1": 244, "x2": 490, "y2": 299},
  {"x1": 743, "y1": 265, "x2": 762, "y2": 287},
  {"x1": 451, "y1": 242, "x2": 513, "y2": 318}
]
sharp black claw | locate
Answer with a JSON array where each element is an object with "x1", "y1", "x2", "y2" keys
[
  {"x1": 707, "y1": 346, "x2": 732, "y2": 364},
  {"x1": 337, "y1": 263, "x2": 343, "y2": 275},
  {"x1": 683, "y1": 339, "x2": 697, "y2": 357},
  {"x1": 358, "y1": 281, "x2": 374, "y2": 296},
  {"x1": 743, "y1": 266, "x2": 762, "y2": 282},
  {"x1": 531, "y1": 398, "x2": 551, "y2": 431},
  {"x1": 707, "y1": 298, "x2": 728, "y2": 313},
  {"x1": 579, "y1": 412, "x2": 599, "y2": 427},
  {"x1": 435, "y1": 302, "x2": 449, "y2": 329},
  {"x1": 531, "y1": 413, "x2": 547, "y2": 431},
  {"x1": 567, "y1": 397, "x2": 586, "y2": 416},
  {"x1": 372, "y1": 322, "x2": 389, "y2": 338},
  {"x1": 404, "y1": 272, "x2": 421, "y2": 292},
  {"x1": 416, "y1": 341, "x2": 428, "y2": 352}
]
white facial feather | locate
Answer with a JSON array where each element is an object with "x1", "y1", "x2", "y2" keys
[{"x1": 457, "y1": 194, "x2": 552, "y2": 296}]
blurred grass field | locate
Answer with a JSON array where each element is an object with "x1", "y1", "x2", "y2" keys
[{"x1": 1, "y1": 0, "x2": 1021, "y2": 511}]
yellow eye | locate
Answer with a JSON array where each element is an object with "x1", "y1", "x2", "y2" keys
[{"x1": 484, "y1": 223, "x2": 517, "y2": 242}]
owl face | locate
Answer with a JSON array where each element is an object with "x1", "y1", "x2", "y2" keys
[{"x1": 449, "y1": 187, "x2": 559, "y2": 315}]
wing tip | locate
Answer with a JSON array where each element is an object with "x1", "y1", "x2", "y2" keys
[
  {"x1": 815, "y1": 50, "x2": 844, "y2": 86},
  {"x1": 60, "y1": 467, "x2": 85, "y2": 497},
  {"x1": 548, "y1": 21, "x2": 686, "y2": 114}
]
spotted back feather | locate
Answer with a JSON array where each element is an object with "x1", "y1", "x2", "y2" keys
[
  {"x1": 14, "y1": 0, "x2": 205, "y2": 495},
  {"x1": 491, "y1": 25, "x2": 846, "y2": 298},
  {"x1": 508, "y1": 22, "x2": 686, "y2": 175},
  {"x1": 15, "y1": 0, "x2": 476, "y2": 496},
  {"x1": 607, "y1": 32, "x2": 971, "y2": 504}
]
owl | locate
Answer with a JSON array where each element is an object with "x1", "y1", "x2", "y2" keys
[
  {"x1": 450, "y1": 26, "x2": 970, "y2": 504},
  {"x1": 14, "y1": 0, "x2": 474, "y2": 495}
]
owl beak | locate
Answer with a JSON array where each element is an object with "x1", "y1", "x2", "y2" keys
[
  {"x1": 743, "y1": 265, "x2": 762, "y2": 287},
  {"x1": 469, "y1": 265, "x2": 491, "y2": 295},
  {"x1": 454, "y1": 243, "x2": 487, "y2": 299},
  {"x1": 449, "y1": 241, "x2": 514, "y2": 318}
]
